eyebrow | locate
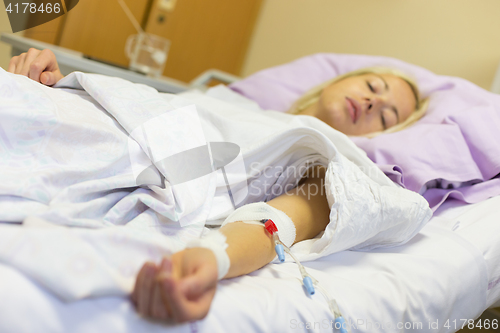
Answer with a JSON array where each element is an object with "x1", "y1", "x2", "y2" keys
[{"x1": 372, "y1": 74, "x2": 400, "y2": 123}]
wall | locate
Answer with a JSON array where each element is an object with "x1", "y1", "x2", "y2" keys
[
  {"x1": 242, "y1": 0, "x2": 500, "y2": 90},
  {"x1": 0, "y1": 2, "x2": 13, "y2": 69},
  {"x1": 3, "y1": 0, "x2": 500, "y2": 90}
]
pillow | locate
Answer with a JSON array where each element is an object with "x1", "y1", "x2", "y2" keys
[{"x1": 230, "y1": 53, "x2": 500, "y2": 210}]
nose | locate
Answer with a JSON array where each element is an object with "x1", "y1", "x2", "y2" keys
[
  {"x1": 363, "y1": 95, "x2": 387, "y2": 114},
  {"x1": 362, "y1": 98, "x2": 372, "y2": 113}
]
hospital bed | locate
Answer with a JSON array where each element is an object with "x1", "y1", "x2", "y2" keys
[
  {"x1": 0, "y1": 197, "x2": 498, "y2": 332},
  {"x1": 0, "y1": 44, "x2": 499, "y2": 333}
]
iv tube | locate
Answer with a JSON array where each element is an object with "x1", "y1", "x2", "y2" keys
[{"x1": 116, "y1": 0, "x2": 144, "y2": 34}]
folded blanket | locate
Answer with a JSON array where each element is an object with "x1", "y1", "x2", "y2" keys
[{"x1": 0, "y1": 69, "x2": 430, "y2": 301}]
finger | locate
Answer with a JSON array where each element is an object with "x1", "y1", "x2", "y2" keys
[
  {"x1": 38, "y1": 49, "x2": 58, "y2": 71},
  {"x1": 14, "y1": 53, "x2": 26, "y2": 74},
  {"x1": 180, "y1": 282, "x2": 216, "y2": 321},
  {"x1": 160, "y1": 276, "x2": 215, "y2": 323},
  {"x1": 150, "y1": 257, "x2": 173, "y2": 320},
  {"x1": 136, "y1": 262, "x2": 157, "y2": 316},
  {"x1": 132, "y1": 262, "x2": 155, "y2": 305},
  {"x1": 131, "y1": 266, "x2": 142, "y2": 305},
  {"x1": 156, "y1": 256, "x2": 184, "y2": 321},
  {"x1": 132, "y1": 261, "x2": 159, "y2": 305},
  {"x1": 28, "y1": 55, "x2": 47, "y2": 83},
  {"x1": 157, "y1": 250, "x2": 218, "y2": 322},
  {"x1": 159, "y1": 277, "x2": 184, "y2": 322},
  {"x1": 159, "y1": 264, "x2": 216, "y2": 323},
  {"x1": 7, "y1": 56, "x2": 19, "y2": 73},
  {"x1": 177, "y1": 263, "x2": 217, "y2": 320},
  {"x1": 158, "y1": 256, "x2": 173, "y2": 275},
  {"x1": 150, "y1": 280, "x2": 170, "y2": 320},
  {"x1": 132, "y1": 263, "x2": 149, "y2": 305},
  {"x1": 40, "y1": 71, "x2": 63, "y2": 86},
  {"x1": 35, "y1": 49, "x2": 63, "y2": 85},
  {"x1": 20, "y1": 48, "x2": 40, "y2": 76},
  {"x1": 180, "y1": 260, "x2": 218, "y2": 299}
]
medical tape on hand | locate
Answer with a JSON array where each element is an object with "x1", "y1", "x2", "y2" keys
[
  {"x1": 186, "y1": 230, "x2": 230, "y2": 280},
  {"x1": 222, "y1": 202, "x2": 296, "y2": 248}
]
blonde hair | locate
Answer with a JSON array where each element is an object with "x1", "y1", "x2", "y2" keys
[{"x1": 289, "y1": 67, "x2": 429, "y2": 138}]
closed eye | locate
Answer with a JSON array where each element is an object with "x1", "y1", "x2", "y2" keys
[{"x1": 366, "y1": 81, "x2": 375, "y2": 93}]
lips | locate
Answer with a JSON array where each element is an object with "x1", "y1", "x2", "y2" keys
[{"x1": 345, "y1": 97, "x2": 360, "y2": 123}]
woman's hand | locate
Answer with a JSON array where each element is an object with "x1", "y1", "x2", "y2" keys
[
  {"x1": 8, "y1": 48, "x2": 64, "y2": 86},
  {"x1": 131, "y1": 166, "x2": 330, "y2": 323},
  {"x1": 132, "y1": 247, "x2": 218, "y2": 323}
]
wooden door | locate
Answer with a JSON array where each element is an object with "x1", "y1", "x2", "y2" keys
[
  {"x1": 21, "y1": 0, "x2": 262, "y2": 83},
  {"x1": 58, "y1": 0, "x2": 152, "y2": 67},
  {"x1": 22, "y1": 0, "x2": 76, "y2": 44},
  {"x1": 23, "y1": 16, "x2": 65, "y2": 45},
  {"x1": 145, "y1": 0, "x2": 262, "y2": 82}
]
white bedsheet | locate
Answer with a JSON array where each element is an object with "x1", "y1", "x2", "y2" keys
[
  {"x1": 0, "y1": 195, "x2": 498, "y2": 333},
  {"x1": 0, "y1": 69, "x2": 430, "y2": 302}
]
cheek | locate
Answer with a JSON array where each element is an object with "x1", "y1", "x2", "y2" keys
[
  {"x1": 319, "y1": 84, "x2": 342, "y2": 103},
  {"x1": 401, "y1": 105, "x2": 416, "y2": 122},
  {"x1": 319, "y1": 88, "x2": 342, "y2": 113}
]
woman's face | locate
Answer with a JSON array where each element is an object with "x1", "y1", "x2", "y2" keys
[{"x1": 303, "y1": 73, "x2": 417, "y2": 136}]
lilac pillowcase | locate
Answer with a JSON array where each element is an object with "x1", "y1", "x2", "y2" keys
[{"x1": 230, "y1": 54, "x2": 500, "y2": 210}]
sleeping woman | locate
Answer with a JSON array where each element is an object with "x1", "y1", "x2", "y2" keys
[{"x1": 8, "y1": 48, "x2": 428, "y2": 323}]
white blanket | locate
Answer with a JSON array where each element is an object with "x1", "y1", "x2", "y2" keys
[{"x1": 0, "y1": 69, "x2": 431, "y2": 301}]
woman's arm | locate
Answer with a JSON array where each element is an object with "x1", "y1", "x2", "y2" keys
[
  {"x1": 223, "y1": 166, "x2": 330, "y2": 278},
  {"x1": 132, "y1": 166, "x2": 330, "y2": 322},
  {"x1": 7, "y1": 48, "x2": 64, "y2": 85}
]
